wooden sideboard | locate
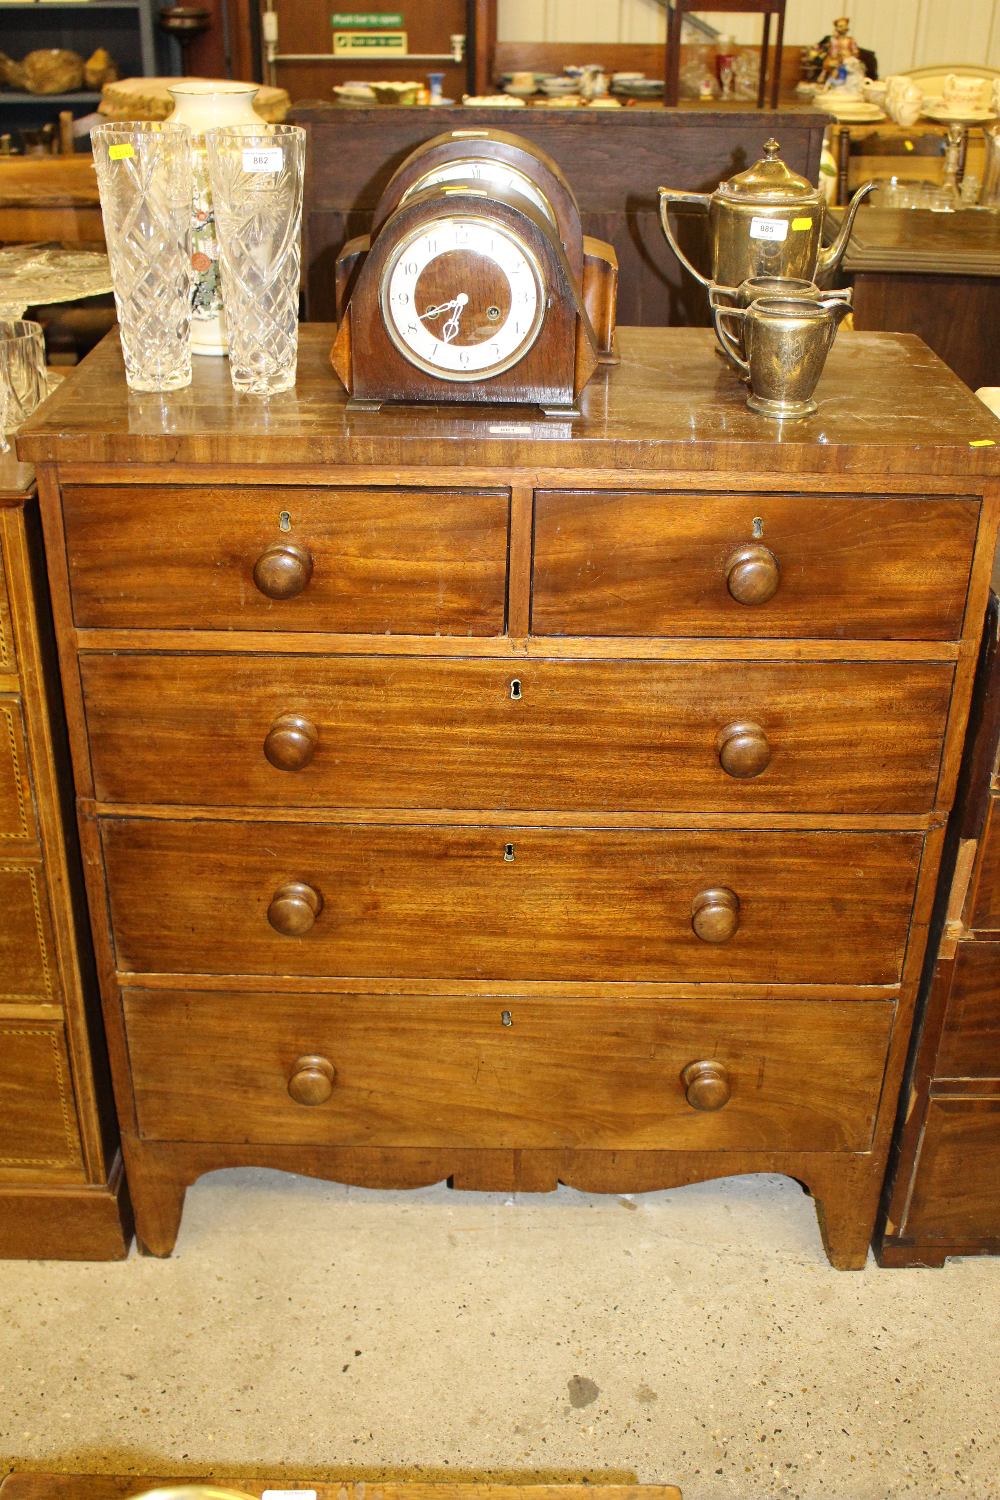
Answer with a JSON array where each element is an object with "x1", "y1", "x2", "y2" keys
[
  {"x1": 0, "y1": 450, "x2": 130, "y2": 1258},
  {"x1": 877, "y1": 580, "x2": 1000, "y2": 1266},
  {"x1": 830, "y1": 207, "x2": 1000, "y2": 393},
  {"x1": 17, "y1": 326, "x2": 1000, "y2": 1268},
  {"x1": 288, "y1": 104, "x2": 827, "y2": 326}
]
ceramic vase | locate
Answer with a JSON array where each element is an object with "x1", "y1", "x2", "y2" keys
[{"x1": 167, "y1": 80, "x2": 261, "y2": 356}]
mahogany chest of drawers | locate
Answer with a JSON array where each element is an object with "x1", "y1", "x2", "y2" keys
[
  {"x1": 0, "y1": 451, "x2": 130, "y2": 1257},
  {"x1": 18, "y1": 326, "x2": 1000, "y2": 1267}
]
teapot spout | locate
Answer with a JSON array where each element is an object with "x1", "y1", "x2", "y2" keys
[{"x1": 816, "y1": 180, "x2": 876, "y2": 280}]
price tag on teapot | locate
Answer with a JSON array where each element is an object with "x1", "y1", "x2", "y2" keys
[
  {"x1": 242, "y1": 146, "x2": 284, "y2": 173},
  {"x1": 749, "y1": 216, "x2": 789, "y2": 242}
]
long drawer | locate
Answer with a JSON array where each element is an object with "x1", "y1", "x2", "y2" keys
[
  {"x1": 903, "y1": 1098, "x2": 1000, "y2": 1243},
  {"x1": 102, "y1": 820, "x2": 923, "y2": 984},
  {"x1": 969, "y1": 796, "x2": 999, "y2": 932},
  {"x1": 81, "y1": 654, "x2": 953, "y2": 815},
  {"x1": 61, "y1": 485, "x2": 510, "y2": 635},
  {"x1": 123, "y1": 988, "x2": 894, "y2": 1153},
  {"x1": 532, "y1": 491, "x2": 979, "y2": 640},
  {"x1": 937, "y1": 942, "x2": 1000, "y2": 1078},
  {"x1": 0, "y1": 696, "x2": 35, "y2": 842}
]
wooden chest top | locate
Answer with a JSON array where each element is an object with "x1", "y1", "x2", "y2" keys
[{"x1": 16, "y1": 326, "x2": 1000, "y2": 481}]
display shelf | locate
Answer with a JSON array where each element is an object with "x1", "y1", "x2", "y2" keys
[
  {"x1": 0, "y1": 0, "x2": 162, "y2": 135},
  {"x1": 0, "y1": 91, "x2": 102, "y2": 103},
  {"x1": 0, "y1": 3, "x2": 141, "y2": 9}
]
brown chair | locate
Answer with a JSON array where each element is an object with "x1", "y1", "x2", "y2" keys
[{"x1": 665, "y1": 0, "x2": 786, "y2": 107}]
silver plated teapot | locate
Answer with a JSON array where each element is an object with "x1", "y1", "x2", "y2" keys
[{"x1": 658, "y1": 138, "x2": 875, "y2": 290}]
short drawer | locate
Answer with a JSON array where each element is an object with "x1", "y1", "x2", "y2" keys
[
  {"x1": 102, "y1": 819, "x2": 923, "y2": 985},
  {"x1": 61, "y1": 484, "x2": 509, "y2": 635},
  {"x1": 904, "y1": 1097, "x2": 1000, "y2": 1243},
  {"x1": 123, "y1": 988, "x2": 894, "y2": 1153},
  {"x1": 0, "y1": 696, "x2": 35, "y2": 842},
  {"x1": 82, "y1": 654, "x2": 953, "y2": 815},
  {"x1": 532, "y1": 491, "x2": 979, "y2": 640},
  {"x1": 0, "y1": 860, "x2": 56, "y2": 1002},
  {"x1": 0, "y1": 1018, "x2": 83, "y2": 1177},
  {"x1": 0, "y1": 540, "x2": 14, "y2": 670},
  {"x1": 938, "y1": 941, "x2": 1000, "y2": 1077}
]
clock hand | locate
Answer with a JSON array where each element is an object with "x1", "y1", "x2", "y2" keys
[{"x1": 420, "y1": 292, "x2": 469, "y2": 344}]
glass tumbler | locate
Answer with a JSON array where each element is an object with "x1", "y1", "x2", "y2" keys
[
  {"x1": 91, "y1": 121, "x2": 193, "y2": 392},
  {"x1": 204, "y1": 123, "x2": 305, "y2": 395},
  {"x1": 0, "y1": 320, "x2": 47, "y2": 453}
]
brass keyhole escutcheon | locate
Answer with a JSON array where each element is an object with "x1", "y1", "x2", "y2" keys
[{"x1": 510, "y1": 678, "x2": 522, "y2": 701}]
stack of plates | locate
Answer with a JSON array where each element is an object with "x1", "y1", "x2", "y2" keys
[
  {"x1": 611, "y1": 76, "x2": 664, "y2": 99},
  {"x1": 816, "y1": 91, "x2": 885, "y2": 122},
  {"x1": 921, "y1": 96, "x2": 997, "y2": 124}
]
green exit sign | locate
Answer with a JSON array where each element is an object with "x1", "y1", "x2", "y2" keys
[{"x1": 331, "y1": 11, "x2": 404, "y2": 25}]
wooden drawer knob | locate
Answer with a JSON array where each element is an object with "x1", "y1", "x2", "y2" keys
[
  {"x1": 264, "y1": 714, "x2": 318, "y2": 772},
  {"x1": 267, "y1": 880, "x2": 323, "y2": 936},
  {"x1": 288, "y1": 1054, "x2": 336, "y2": 1106},
  {"x1": 725, "y1": 544, "x2": 780, "y2": 605},
  {"x1": 717, "y1": 720, "x2": 771, "y2": 779},
  {"x1": 253, "y1": 542, "x2": 314, "y2": 600},
  {"x1": 691, "y1": 886, "x2": 740, "y2": 943},
  {"x1": 681, "y1": 1060, "x2": 731, "y2": 1112}
]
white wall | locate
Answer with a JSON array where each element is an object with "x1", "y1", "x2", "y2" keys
[{"x1": 497, "y1": 0, "x2": 1000, "y2": 74}]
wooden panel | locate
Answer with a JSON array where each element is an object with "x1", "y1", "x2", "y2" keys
[
  {"x1": 102, "y1": 819, "x2": 923, "y2": 985},
  {"x1": 904, "y1": 1097, "x2": 1000, "y2": 1242},
  {"x1": 969, "y1": 796, "x2": 1000, "y2": 932},
  {"x1": 937, "y1": 941, "x2": 1000, "y2": 1078},
  {"x1": 290, "y1": 108, "x2": 825, "y2": 323},
  {"x1": 850, "y1": 273, "x2": 1000, "y2": 396},
  {"x1": 81, "y1": 653, "x2": 954, "y2": 815},
  {"x1": 532, "y1": 490, "x2": 979, "y2": 640},
  {"x1": 0, "y1": 1019, "x2": 83, "y2": 1177},
  {"x1": 61, "y1": 485, "x2": 510, "y2": 636},
  {"x1": 0, "y1": 538, "x2": 13, "y2": 671},
  {"x1": 0, "y1": 862, "x2": 56, "y2": 1002},
  {"x1": 124, "y1": 988, "x2": 894, "y2": 1153},
  {"x1": 0, "y1": 696, "x2": 36, "y2": 843}
]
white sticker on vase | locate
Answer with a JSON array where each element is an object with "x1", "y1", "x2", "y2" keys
[
  {"x1": 243, "y1": 147, "x2": 284, "y2": 173},
  {"x1": 749, "y1": 216, "x2": 789, "y2": 241}
]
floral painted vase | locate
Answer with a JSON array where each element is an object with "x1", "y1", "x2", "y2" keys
[{"x1": 168, "y1": 80, "x2": 261, "y2": 356}]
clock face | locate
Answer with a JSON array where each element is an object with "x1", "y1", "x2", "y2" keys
[
  {"x1": 380, "y1": 215, "x2": 546, "y2": 381},
  {"x1": 400, "y1": 160, "x2": 556, "y2": 224}
]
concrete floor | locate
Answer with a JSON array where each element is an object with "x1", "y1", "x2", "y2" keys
[{"x1": 2, "y1": 1170, "x2": 999, "y2": 1500}]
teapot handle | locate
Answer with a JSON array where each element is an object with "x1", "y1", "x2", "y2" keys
[
  {"x1": 658, "y1": 187, "x2": 713, "y2": 289},
  {"x1": 709, "y1": 287, "x2": 750, "y2": 377}
]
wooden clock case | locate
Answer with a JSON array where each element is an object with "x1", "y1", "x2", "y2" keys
[
  {"x1": 331, "y1": 129, "x2": 618, "y2": 395},
  {"x1": 330, "y1": 183, "x2": 600, "y2": 411}
]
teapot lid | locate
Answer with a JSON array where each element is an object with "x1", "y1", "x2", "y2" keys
[{"x1": 718, "y1": 139, "x2": 818, "y2": 204}]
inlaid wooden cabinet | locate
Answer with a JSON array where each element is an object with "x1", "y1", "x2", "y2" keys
[
  {"x1": 0, "y1": 454, "x2": 130, "y2": 1258},
  {"x1": 17, "y1": 326, "x2": 1000, "y2": 1267}
]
